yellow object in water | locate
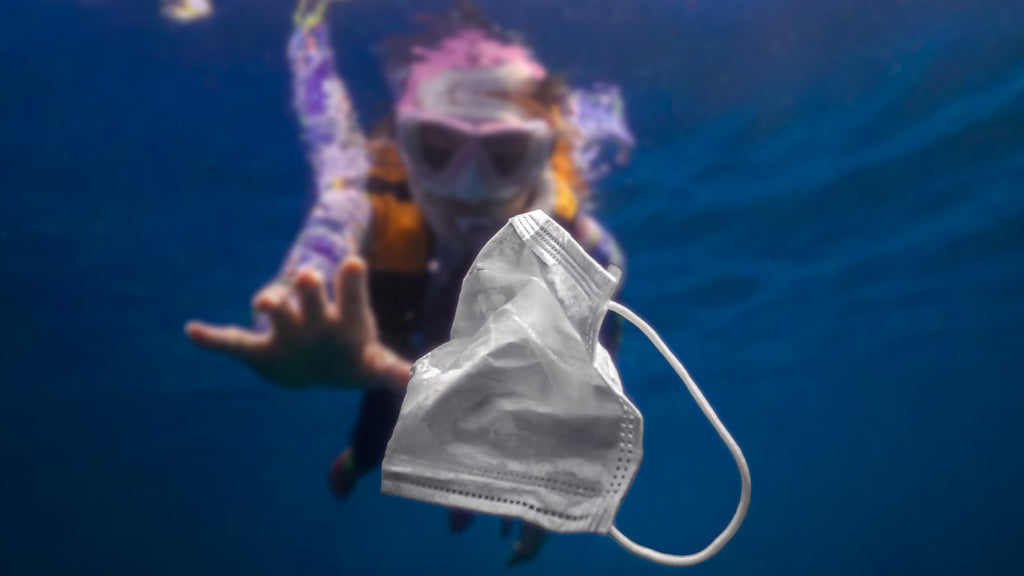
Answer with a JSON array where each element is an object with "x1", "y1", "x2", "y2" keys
[{"x1": 161, "y1": 0, "x2": 213, "y2": 23}]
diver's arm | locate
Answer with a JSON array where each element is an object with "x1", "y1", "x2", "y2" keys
[
  {"x1": 278, "y1": 8, "x2": 416, "y2": 391},
  {"x1": 188, "y1": 256, "x2": 411, "y2": 391},
  {"x1": 564, "y1": 84, "x2": 635, "y2": 184},
  {"x1": 362, "y1": 345, "x2": 413, "y2": 392},
  {"x1": 575, "y1": 213, "x2": 627, "y2": 359},
  {"x1": 185, "y1": 3, "x2": 412, "y2": 391},
  {"x1": 288, "y1": 5, "x2": 370, "y2": 204},
  {"x1": 259, "y1": 4, "x2": 373, "y2": 314}
]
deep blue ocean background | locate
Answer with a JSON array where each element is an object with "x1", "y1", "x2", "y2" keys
[{"x1": 2, "y1": 0, "x2": 1023, "y2": 574}]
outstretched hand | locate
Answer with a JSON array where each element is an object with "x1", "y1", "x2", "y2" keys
[{"x1": 185, "y1": 257, "x2": 411, "y2": 390}]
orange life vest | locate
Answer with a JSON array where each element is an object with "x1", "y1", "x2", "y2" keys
[{"x1": 364, "y1": 138, "x2": 581, "y2": 274}]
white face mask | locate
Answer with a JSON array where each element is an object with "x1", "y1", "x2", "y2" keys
[{"x1": 381, "y1": 210, "x2": 751, "y2": 566}]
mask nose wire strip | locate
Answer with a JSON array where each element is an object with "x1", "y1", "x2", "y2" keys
[{"x1": 605, "y1": 300, "x2": 752, "y2": 566}]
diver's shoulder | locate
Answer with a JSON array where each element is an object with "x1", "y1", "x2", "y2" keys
[{"x1": 571, "y1": 211, "x2": 626, "y2": 269}]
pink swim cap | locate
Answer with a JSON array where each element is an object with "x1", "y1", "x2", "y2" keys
[{"x1": 397, "y1": 27, "x2": 548, "y2": 123}]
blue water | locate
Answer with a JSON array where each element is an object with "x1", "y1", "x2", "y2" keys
[{"x1": 2, "y1": 0, "x2": 1022, "y2": 574}]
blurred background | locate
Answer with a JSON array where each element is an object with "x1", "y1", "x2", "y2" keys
[{"x1": 1, "y1": 0, "x2": 1022, "y2": 574}]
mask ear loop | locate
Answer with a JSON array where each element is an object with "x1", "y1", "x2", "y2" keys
[{"x1": 605, "y1": 300, "x2": 752, "y2": 566}]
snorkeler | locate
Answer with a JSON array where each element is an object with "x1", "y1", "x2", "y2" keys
[{"x1": 185, "y1": 0, "x2": 633, "y2": 566}]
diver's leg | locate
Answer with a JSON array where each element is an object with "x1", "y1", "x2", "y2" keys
[
  {"x1": 449, "y1": 508, "x2": 476, "y2": 533},
  {"x1": 328, "y1": 387, "x2": 405, "y2": 498},
  {"x1": 328, "y1": 446, "x2": 357, "y2": 497},
  {"x1": 507, "y1": 523, "x2": 549, "y2": 568}
]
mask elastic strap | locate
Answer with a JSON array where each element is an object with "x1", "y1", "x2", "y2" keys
[{"x1": 606, "y1": 300, "x2": 752, "y2": 566}]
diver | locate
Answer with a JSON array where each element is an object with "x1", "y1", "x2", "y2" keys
[{"x1": 185, "y1": 0, "x2": 634, "y2": 566}]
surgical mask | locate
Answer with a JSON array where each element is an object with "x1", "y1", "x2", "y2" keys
[{"x1": 381, "y1": 210, "x2": 751, "y2": 566}]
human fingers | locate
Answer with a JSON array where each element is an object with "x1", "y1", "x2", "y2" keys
[
  {"x1": 254, "y1": 289, "x2": 299, "y2": 335},
  {"x1": 184, "y1": 320, "x2": 268, "y2": 360},
  {"x1": 336, "y1": 257, "x2": 371, "y2": 329},
  {"x1": 295, "y1": 267, "x2": 329, "y2": 325},
  {"x1": 251, "y1": 283, "x2": 290, "y2": 310}
]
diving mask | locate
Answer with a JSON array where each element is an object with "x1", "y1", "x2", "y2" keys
[{"x1": 397, "y1": 112, "x2": 555, "y2": 204}]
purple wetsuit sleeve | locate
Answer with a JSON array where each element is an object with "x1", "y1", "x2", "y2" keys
[
  {"x1": 255, "y1": 19, "x2": 372, "y2": 329},
  {"x1": 274, "y1": 21, "x2": 373, "y2": 289},
  {"x1": 288, "y1": 21, "x2": 370, "y2": 202},
  {"x1": 564, "y1": 84, "x2": 636, "y2": 184}
]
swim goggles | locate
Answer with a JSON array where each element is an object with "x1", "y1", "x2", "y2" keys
[{"x1": 396, "y1": 112, "x2": 555, "y2": 204}]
